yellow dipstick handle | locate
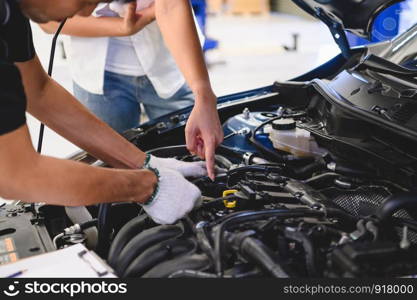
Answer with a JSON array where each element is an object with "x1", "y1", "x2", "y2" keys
[{"x1": 222, "y1": 190, "x2": 238, "y2": 209}]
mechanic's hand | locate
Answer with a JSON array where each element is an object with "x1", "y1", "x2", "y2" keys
[
  {"x1": 146, "y1": 155, "x2": 208, "y2": 178},
  {"x1": 110, "y1": 2, "x2": 155, "y2": 36},
  {"x1": 142, "y1": 167, "x2": 202, "y2": 225},
  {"x1": 185, "y1": 91, "x2": 224, "y2": 181}
]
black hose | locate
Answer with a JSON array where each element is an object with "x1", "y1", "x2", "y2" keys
[
  {"x1": 143, "y1": 254, "x2": 211, "y2": 278},
  {"x1": 230, "y1": 231, "x2": 289, "y2": 278},
  {"x1": 114, "y1": 225, "x2": 183, "y2": 275},
  {"x1": 249, "y1": 113, "x2": 308, "y2": 163},
  {"x1": 195, "y1": 222, "x2": 216, "y2": 261},
  {"x1": 304, "y1": 172, "x2": 339, "y2": 189},
  {"x1": 107, "y1": 215, "x2": 148, "y2": 267},
  {"x1": 284, "y1": 229, "x2": 318, "y2": 276},
  {"x1": 37, "y1": 18, "x2": 67, "y2": 154},
  {"x1": 211, "y1": 209, "x2": 325, "y2": 276},
  {"x1": 96, "y1": 203, "x2": 112, "y2": 257},
  {"x1": 377, "y1": 193, "x2": 417, "y2": 221},
  {"x1": 80, "y1": 219, "x2": 98, "y2": 230},
  {"x1": 123, "y1": 239, "x2": 197, "y2": 278},
  {"x1": 215, "y1": 155, "x2": 233, "y2": 170},
  {"x1": 291, "y1": 160, "x2": 325, "y2": 179}
]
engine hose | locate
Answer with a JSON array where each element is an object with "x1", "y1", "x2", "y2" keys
[
  {"x1": 291, "y1": 160, "x2": 326, "y2": 180},
  {"x1": 303, "y1": 172, "x2": 339, "y2": 189},
  {"x1": 143, "y1": 254, "x2": 211, "y2": 278},
  {"x1": 65, "y1": 206, "x2": 98, "y2": 250},
  {"x1": 114, "y1": 225, "x2": 183, "y2": 276},
  {"x1": 80, "y1": 219, "x2": 98, "y2": 230},
  {"x1": 107, "y1": 215, "x2": 148, "y2": 267},
  {"x1": 230, "y1": 232, "x2": 289, "y2": 278},
  {"x1": 284, "y1": 229, "x2": 318, "y2": 276},
  {"x1": 96, "y1": 203, "x2": 112, "y2": 257},
  {"x1": 123, "y1": 239, "x2": 197, "y2": 278},
  {"x1": 325, "y1": 208, "x2": 358, "y2": 229},
  {"x1": 377, "y1": 193, "x2": 417, "y2": 221},
  {"x1": 195, "y1": 222, "x2": 216, "y2": 261},
  {"x1": 212, "y1": 209, "x2": 325, "y2": 276},
  {"x1": 215, "y1": 155, "x2": 234, "y2": 170}
]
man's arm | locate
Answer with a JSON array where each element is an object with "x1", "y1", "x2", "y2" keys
[
  {"x1": 0, "y1": 125, "x2": 156, "y2": 206},
  {"x1": 155, "y1": 0, "x2": 223, "y2": 180},
  {"x1": 39, "y1": 2, "x2": 155, "y2": 37},
  {"x1": 16, "y1": 55, "x2": 146, "y2": 169}
]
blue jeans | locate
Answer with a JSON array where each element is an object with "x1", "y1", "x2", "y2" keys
[{"x1": 73, "y1": 71, "x2": 194, "y2": 133}]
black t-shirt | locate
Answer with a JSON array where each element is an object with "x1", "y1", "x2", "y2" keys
[{"x1": 0, "y1": 0, "x2": 35, "y2": 135}]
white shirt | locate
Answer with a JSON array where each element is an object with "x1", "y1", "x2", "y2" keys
[
  {"x1": 105, "y1": 36, "x2": 145, "y2": 76},
  {"x1": 62, "y1": 3, "x2": 204, "y2": 98}
]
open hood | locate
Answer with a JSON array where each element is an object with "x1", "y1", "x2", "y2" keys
[{"x1": 292, "y1": 0, "x2": 404, "y2": 57}]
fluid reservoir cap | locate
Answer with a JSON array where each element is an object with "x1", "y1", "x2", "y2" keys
[{"x1": 272, "y1": 119, "x2": 296, "y2": 130}]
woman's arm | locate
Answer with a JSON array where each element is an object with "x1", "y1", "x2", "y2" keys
[
  {"x1": 155, "y1": 0, "x2": 223, "y2": 180},
  {"x1": 39, "y1": 2, "x2": 155, "y2": 37}
]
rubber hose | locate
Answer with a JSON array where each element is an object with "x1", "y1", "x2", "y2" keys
[
  {"x1": 115, "y1": 225, "x2": 183, "y2": 275},
  {"x1": 212, "y1": 209, "x2": 325, "y2": 275},
  {"x1": 65, "y1": 206, "x2": 98, "y2": 249},
  {"x1": 107, "y1": 215, "x2": 148, "y2": 267},
  {"x1": 239, "y1": 237, "x2": 289, "y2": 278},
  {"x1": 97, "y1": 203, "x2": 112, "y2": 256},
  {"x1": 123, "y1": 239, "x2": 197, "y2": 278},
  {"x1": 143, "y1": 254, "x2": 211, "y2": 278}
]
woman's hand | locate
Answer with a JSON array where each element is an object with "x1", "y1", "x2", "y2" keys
[
  {"x1": 185, "y1": 89, "x2": 223, "y2": 180},
  {"x1": 115, "y1": 2, "x2": 155, "y2": 36}
]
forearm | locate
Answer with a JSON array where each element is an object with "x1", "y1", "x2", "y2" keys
[
  {"x1": 40, "y1": 14, "x2": 154, "y2": 38},
  {"x1": 29, "y1": 77, "x2": 146, "y2": 169},
  {"x1": 155, "y1": 0, "x2": 215, "y2": 101},
  {"x1": 0, "y1": 126, "x2": 156, "y2": 207},
  {"x1": 3, "y1": 155, "x2": 155, "y2": 207},
  {"x1": 40, "y1": 16, "x2": 127, "y2": 37}
]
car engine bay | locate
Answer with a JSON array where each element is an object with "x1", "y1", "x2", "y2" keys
[
  {"x1": 3, "y1": 66, "x2": 417, "y2": 278},
  {"x1": 3, "y1": 1, "x2": 417, "y2": 275}
]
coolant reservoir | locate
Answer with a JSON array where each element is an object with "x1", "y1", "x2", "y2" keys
[{"x1": 266, "y1": 119, "x2": 324, "y2": 157}]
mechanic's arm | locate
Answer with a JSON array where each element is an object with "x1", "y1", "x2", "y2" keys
[
  {"x1": 155, "y1": 0, "x2": 223, "y2": 180},
  {"x1": 16, "y1": 55, "x2": 146, "y2": 169},
  {"x1": 39, "y1": 2, "x2": 154, "y2": 37},
  {"x1": 0, "y1": 125, "x2": 156, "y2": 206}
]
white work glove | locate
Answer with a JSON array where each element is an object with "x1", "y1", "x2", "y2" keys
[
  {"x1": 145, "y1": 155, "x2": 208, "y2": 178},
  {"x1": 143, "y1": 167, "x2": 202, "y2": 225}
]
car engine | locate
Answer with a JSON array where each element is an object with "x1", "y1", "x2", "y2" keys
[
  {"x1": 3, "y1": 40, "x2": 417, "y2": 277},
  {"x1": 93, "y1": 98, "x2": 417, "y2": 278}
]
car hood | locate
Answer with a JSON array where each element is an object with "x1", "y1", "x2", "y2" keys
[{"x1": 292, "y1": 0, "x2": 404, "y2": 43}]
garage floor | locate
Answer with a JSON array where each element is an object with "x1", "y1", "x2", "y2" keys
[{"x1": 27, "y1": 13, "x2": 337, "y2": 159}]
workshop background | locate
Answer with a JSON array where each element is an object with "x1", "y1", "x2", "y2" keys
[{"x1": 22, "y1": 0, "x2": 417, "y2": 159}]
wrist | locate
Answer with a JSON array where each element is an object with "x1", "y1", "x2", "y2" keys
[
  {"x1": 143, "y1": 167, "x2": 160, "y2": 205},
  {"x1": 193, "y1": 90, "x2": 217, "y2": 108},
  {"x1": 115, "y1": 18, "x2": 129, "y2": 36},
  {"x1": 190, "y1": 81, "x2": 214, "y2": 97},
  {"x1": 137, "y1": 168, "x2": 159, "y2": 204}
]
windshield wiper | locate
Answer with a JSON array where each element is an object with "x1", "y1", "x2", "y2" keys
[{"x1": 356, "y1": 54, "x2": 417, "y2": 78}]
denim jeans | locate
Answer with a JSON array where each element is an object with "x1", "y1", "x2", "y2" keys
[{"x1": 73, "y1": 71, "x2": 194, "y2": 133}]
